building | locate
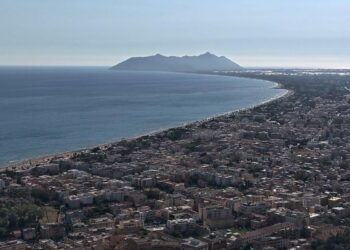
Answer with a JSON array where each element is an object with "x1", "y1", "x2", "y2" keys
[
  {"x1": 182, "y1": 238, "x2": 209, "y2": 250},
  {"x1": 0, "y1": 240, "x2": 27, "y2": 250},
  {"x1": 116, "y1": 219, "x2": 144, "y2": 234},
  {"x1": 90, "y1": 217, "x2": 115, "y2": 229},
  {"x1": 40, "y1": 223, "x2": 65, "y2": 240},
  {"x1": 22, "y1": 228, "x2": 36, "y2": 240},
  {"x1": 166, "y1": 218, "x2": 197, "y2": 236},
  {"x1": 200, "y1": 206, "x2": 234, "y2": 229},
  {"x1": 201, "y1": 233, "x2": 226, "y2": 250}
]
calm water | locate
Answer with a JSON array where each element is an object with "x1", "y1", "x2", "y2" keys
[{"x1": 0, "y1": 67, "x2": 286, "y2": 165}]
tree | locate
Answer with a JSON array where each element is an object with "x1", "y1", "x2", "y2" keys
[
  {"x1": 312, "y1": 229, "x2": 350, "y2": 250},
  {"x1": 0, "y1": 227, "x2": 7, "y2": 239}
]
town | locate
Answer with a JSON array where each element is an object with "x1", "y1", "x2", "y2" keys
[{"x1": 1, "y1": 69, "x2": 350, "y2": 250}]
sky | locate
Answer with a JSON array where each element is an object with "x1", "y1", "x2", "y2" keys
[{"x1": 1, "y1": 0, "x2": 350, "y2": 68}]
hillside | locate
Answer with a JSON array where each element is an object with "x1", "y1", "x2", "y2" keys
[{"x1": 110, "y1": 52, "x2": 242, "y2": 72}]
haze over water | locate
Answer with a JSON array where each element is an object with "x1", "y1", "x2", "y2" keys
[{"x1": 0, "y1": 67, "x2": 286, "y2": 165}]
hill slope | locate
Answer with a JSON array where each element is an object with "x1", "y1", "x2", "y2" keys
[{"x1": 110, "y1": 52, "x2": 242, "y2": 72}]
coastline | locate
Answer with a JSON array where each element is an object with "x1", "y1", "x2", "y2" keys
[{"x1": 0, "y1": 76, "x2": 293, "y2": 172}]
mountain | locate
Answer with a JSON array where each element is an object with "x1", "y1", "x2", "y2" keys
[{"x1": 110, "y1": 52, "x2": 243, "y2": 72}]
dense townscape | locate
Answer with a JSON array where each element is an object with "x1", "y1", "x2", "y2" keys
[{"x1": 1, "y1": 69, "x2": 350, "y2": 250}]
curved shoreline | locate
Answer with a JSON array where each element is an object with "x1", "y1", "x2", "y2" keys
[{"x1": 0, "y1": 76, "x2": 293, "y2": 172}]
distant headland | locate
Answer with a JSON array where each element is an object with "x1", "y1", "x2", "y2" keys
[{"x1": 110, "y1": 52, "x2": 243, "y2": 72}]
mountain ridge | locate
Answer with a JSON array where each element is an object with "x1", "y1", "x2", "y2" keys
[{"x1": 110, "y1": 52, "x2": 243, "y2": 72}]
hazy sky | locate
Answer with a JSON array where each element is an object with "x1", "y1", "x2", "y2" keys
[{"x1": 1, "y1": 0, "x2": 349, "y2": 68}]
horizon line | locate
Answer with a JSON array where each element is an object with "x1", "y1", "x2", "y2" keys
[{"x1": 0, "y1": 65, "x2": 350, "y2": 70}]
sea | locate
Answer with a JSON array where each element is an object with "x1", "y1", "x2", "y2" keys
[{"x1": 0, "y1": 67, "x2": 287, "y2": 165}]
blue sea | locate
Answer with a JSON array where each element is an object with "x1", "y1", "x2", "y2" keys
[{"x1": 0, "y1": 67, "x2": 287, "y2": 165}]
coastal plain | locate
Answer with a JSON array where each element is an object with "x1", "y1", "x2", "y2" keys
[{"x1": 1, "y1": 69, "x2": 350, "y2": 249}]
